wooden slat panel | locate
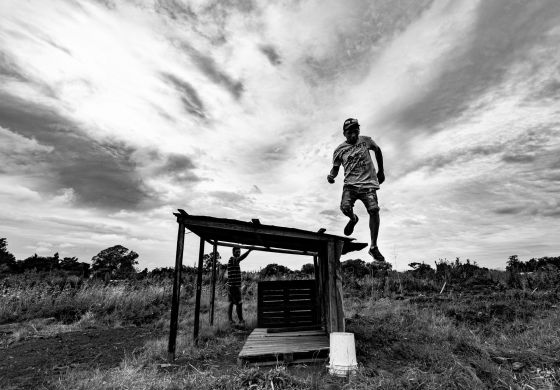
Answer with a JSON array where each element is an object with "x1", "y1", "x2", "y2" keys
[
  {"x1": 262, "y1": 293, "x2": 312, "y2": 299},
  {"x1": 260, "y1": 302, "x2": 313, "y2": 311},
  {"x1": 258, "y1": 280, "x2": 319, "y2": 329}
]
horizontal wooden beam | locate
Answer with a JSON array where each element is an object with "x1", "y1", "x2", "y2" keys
[
  {"x1": 177, "y1": 214, "x2": 342, "y2": 243},
  {"x1": 208, "y1": 240, "x2": 317, "y2": 257}
]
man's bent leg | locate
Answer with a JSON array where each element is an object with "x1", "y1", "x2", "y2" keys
[
  {"x1": 369, "y1": 209, "x2": 380, "y2": 248},
  {"x1": 236, "y1": 303, "x2": 244, "y2": 322},
  {"x1": 341, "y1": 187, "x2": 359, "y2": 236},
  {"x1": 227, "y1": 302, "x2": 234, "y2": 323},
  {"x1": 362, "y1": 189, "x2": 385, "y2": 261}
]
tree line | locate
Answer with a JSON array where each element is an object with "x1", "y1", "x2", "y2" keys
[
  {"x1": 2, "y1": 237, "x2": 558, "y2": 284},
  {"x1": 0, "y1": 238, "x2": 139, "y2": 279}
]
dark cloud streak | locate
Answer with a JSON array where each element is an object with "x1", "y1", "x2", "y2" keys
[
  {"x1": 152, "y1": 152, "x2": 202, "y2": 183},
  {"x1": 0, "y1": 93, "x2": 153, "y2": 210},
  {"x1": 162, "y1": 73, "x2": 207, "y2": 118},
  {"x1": 259, "y1": 45, "x2": 282, "y2": 66},
  {"x1": 391, "y1": 0, "x2": 560, "y2": 131},
  {"x1": 189, "y1": 50, "x2": 244, "y2": 99}
]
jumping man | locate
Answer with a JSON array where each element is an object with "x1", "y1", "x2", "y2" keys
[
  {"x1": 227, "y1": 247, "x2": 252, "y2": 325},
  {"x1": 327, "y1": 118, "x2": 386, "y2": 261}
]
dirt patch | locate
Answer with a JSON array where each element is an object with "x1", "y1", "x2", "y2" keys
[{"x1": 0, "y1": 326, "x2": 154, "y2": 389}]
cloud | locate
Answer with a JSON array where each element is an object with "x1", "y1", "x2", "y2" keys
[
  {"x1": 0, "y1": 51, "x2": 27, "y2": 81},
  {"x1": 319, "y1": 209, "x2": 339, "y2": 221},
  {"x1": 388, "y1": 0, "x2": 560, "y2": 131},
  {"x1": 402, "y1": 144, "x2": 502, "y2": 174},
  {"x1": 0, "y1": 93, "x2": 153, "y2": 210},
  {"x1": 501, "y1": 154, "x2": 536, "y2": 164},
  {"x1": 208, "y1": 191, "x2": 249, "y2": 204},
  {"x1": 493, "y1": 206, "x2": 525, "y2": 215},
  {"x1": 259, "y1": 45, "x2": 282, "y2": 65},
  {"x1": 162, "y1": 73, "x2": 207, "y2": 118},
  {"x1": 0, "y1": 125, "x2": 54, "y2": 173},
  {"x1": 529, "y1": 79, "x2": 560, "y2": 102},
  {"x1": 187, "y1": 47, "x2": 244, "y2": 99},
  {"x1": 151, "y1": 152, "x2": 202, "y2": 184}
]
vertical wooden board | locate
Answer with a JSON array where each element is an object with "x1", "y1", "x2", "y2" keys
[
  {"x1": 334, "y1": 239, "x2": 345, "y2": 332},
  {"x1": 193, "y1": 238, "x2": 205, "y2": 343},
  {"x1": 326, "y1": 240, "x2": 338, "y2": 333},
  {"x1": 283, "y1": 284, "x2": 290, "y2": 326},
  {"x1": 317, "y1": 246, "x2": 329, "y2": 332},
  {"x1": 168, "y1": 221, "x2": 185, "y2": 361},
  {"x1": 209, "y1": 243, "x2": 217, "y2": 325},
  {"x1": 257, "y1": 279, "x2": 264, "y2": 327},
  {"x1": 313, "y1": 254, "x2": 321, "y2": 326}
]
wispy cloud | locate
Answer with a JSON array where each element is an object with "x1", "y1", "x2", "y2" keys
[{"x1": 0, "y1": 0, "x2": 559, "y2": 270}]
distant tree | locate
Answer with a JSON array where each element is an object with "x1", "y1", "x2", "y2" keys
[
  {"x1": 60, "y1": 256, "x2": 90, "y2": 277},
  {"x1": 408, "y1": 262, "x2": 435, "y2": 278},
  {"x1": 91, "y1": 245, "x2": 139, "y2": 279},
  {"x1": 20, "y1": 252, "x2": 60, "y2": 272},
  {"x1": 506, "y1": 255, "x2": 521, "y2": 272},
  {"x1": 202, "y1": 251, "x2": 221, "y2": 272},
  {"x1": 341, "y1": 259, "x2": 370, "y2": 277},
  {"x1": 0, "y1": 238, "x2": 17, "y2": 273},
  {"x1": 149, "y1": 267, "x2": 175, "y2": 279},
  {"x1": 300, "y1": 263, "x2": 315, "y2": 275},
  {"x1": 60, "y1": 256, "x2": 79, "y2": 269},
  {"x1": 260, "y1": 263, "x2": 292, "y2": 278}
]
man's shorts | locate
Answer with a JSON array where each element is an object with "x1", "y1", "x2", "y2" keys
[
  {"x1": 340, "y1": 185, "x2": 380, "y2": 214},
  {"x1": 228, "y1": 285, "x2": 242, "y2": 304}
]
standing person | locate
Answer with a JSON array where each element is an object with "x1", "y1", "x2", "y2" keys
[
  {"x1": 327, "y1": 118, "x2": 386, "y2": 261},
  {"x1": 227, "y1": 247, "x2": 252, "y2": 325}
]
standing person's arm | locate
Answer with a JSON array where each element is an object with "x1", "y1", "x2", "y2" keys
[{"x1": 238, "y1": 249, "x2": 252, "y2": 262}]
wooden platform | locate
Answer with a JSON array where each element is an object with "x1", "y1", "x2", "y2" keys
[{"x1": 238, "y1": 328, "x2": 329, "y2": 366}]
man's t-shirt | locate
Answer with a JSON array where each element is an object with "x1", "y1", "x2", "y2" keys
[
  {"x1": 227, "y1": 256, "x2": 242, "y2": 287},
  {"x1": 333, "y1": 135, "x2": 380, "y2": 189}
]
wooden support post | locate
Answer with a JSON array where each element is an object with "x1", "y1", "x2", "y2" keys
[
  {"x1": 209, "y1": 242, "x2": 217, "y2": 325},
  {"x1": 334, "y1": 240, "x2": 345, "y2": 332},
  {"x1": 168, "y1": 220, "x2": 185, "y2": 361},
  {"x1": 326, "y1": 240, "x2": 345, "y2": 332},
  {"x1": 313, "y1": 254, "x2": 320, "y2": 290},
  {"x1": 326, "y1": 240, "x2": 337, "y2": 333},
  {"x1": 313, "y1": 254, "x2": 321, "y2": 326},
  {"x1": 193, "y1": 237, "x2": 205, "y2": 344},
  {"x1": 317, "y1": 246, "x2": 328, "y2": 331}
]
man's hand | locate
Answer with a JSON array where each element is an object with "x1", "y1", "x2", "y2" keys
[
  {"x1": 327, "y1": 174, "x2": 335, "y2": 184},
  {"x1": 377, "y1": 170, "x2": 385, "y2": 185}
]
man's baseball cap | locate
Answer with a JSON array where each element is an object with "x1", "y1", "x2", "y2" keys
[{"x1": 343, "y1": 118, "x2": 360, "y2": 132}]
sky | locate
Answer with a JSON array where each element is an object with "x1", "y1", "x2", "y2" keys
[{"x1": 1, "y1": 0, "x2": 559, "y2": 272}]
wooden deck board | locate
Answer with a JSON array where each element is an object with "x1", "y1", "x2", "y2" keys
[{"x1": 238, "y1": 328, "x2": 329, "y2": 365}]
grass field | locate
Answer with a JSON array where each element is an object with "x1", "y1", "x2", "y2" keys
[{"x1": 1, "y1": 271, "x2": 559, "y2": 389}]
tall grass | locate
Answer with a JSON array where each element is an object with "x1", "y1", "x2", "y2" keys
[
  {"x1": 3, "y1": 270, "x2": 560, "y2": 389},
  {"x1": 0, "y1": 276, "x2": 172, "y2": 325},
  {"x1": 51, "y1": 295, "x2": 560, "y2": 389}
]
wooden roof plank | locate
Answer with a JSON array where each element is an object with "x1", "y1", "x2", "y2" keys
[{"x1": 176, "y1": 211, "x2": 367, "y2": 255}]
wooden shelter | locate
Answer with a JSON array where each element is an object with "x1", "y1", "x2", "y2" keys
[{"x1": 167, "y1": 209, "x2": 367, "y2": 364}]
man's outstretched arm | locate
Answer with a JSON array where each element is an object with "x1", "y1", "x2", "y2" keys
[
  {"x1": 238, "y1": 249, "x2": 252, "y2": 262},
  {"x1": 327, "y1": 165, "x2": 340, "y2": 183}
]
